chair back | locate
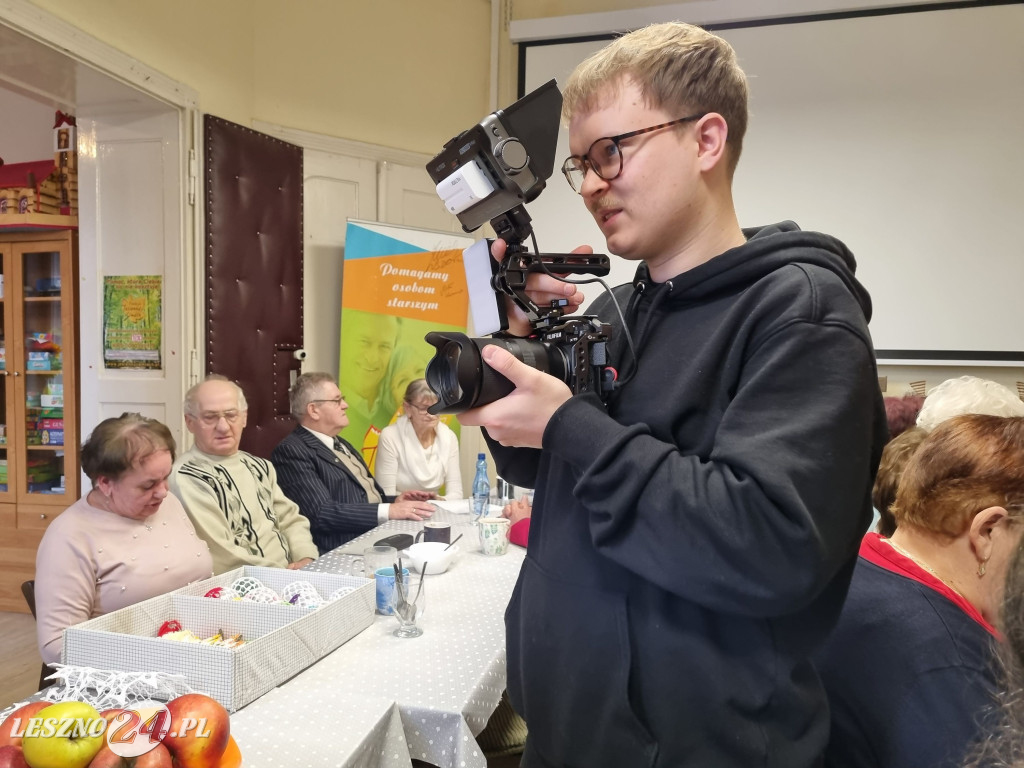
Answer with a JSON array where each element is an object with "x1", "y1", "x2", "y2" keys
[
  {"x1": 21, "y1": 579, "x2": 54, "y2": 690},
  {"x1": 21, "y1": 579, "x2": 37, "y2": 618}
]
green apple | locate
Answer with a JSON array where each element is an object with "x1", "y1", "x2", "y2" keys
[{"x1": 21, "y1": 701, "x2": 105, "y2": 768}]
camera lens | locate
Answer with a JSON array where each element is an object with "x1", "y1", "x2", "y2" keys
[
  {"x1": 424, "y1": 331, "x2": 569, "y2": 414},
  {"x1": 425, "y1": 333, "x2": 510, "y2": 414},
  {"x1": 432, "y1": 341, "x2": 465, "y2": 405}
]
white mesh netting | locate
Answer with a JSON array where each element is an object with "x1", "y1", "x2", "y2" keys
[
  {"x1": 242, "y1": 586, "x2": 282, "y2": 604},
  {"x1": 281, "y1": 580, "x2": 321, "y2": 608},
  {"x1": 39, "y1": 665, "x2": 194, "y2": 710},
  {"x1": 229, "y1": 576, "x2": 264, "y2": 597}
]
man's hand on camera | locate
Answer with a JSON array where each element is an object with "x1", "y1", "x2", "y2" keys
[
  {"x1": 389, "y1": 500, "x2": 435, "y2": 521},
  {"x1": 458, "y1": 344, "x2": 572, "y2": 448},
  {"x1": 490, "y1": 238, "x2": 588, "y2": 337}
]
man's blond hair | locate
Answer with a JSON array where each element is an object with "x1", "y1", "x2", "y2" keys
[{"x1": 562, "y1": 22, "x2": 749, "y2": 175}]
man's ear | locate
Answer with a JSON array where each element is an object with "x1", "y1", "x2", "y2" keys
[
  {"x1": 694, "y1": 112, "x2": 729, "y2": 173},
  {"x1": 184, "y1": 414, "x2": 198, "y2": 436},
  {"x1": 968, "y1": 506, "x2": 1010, "y2": 566}
]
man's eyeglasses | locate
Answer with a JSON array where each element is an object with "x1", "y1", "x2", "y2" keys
[
  {"x1": 195, "y1": 410, "x2": 242, "y2": 426},
  {"x1": 310, "y1": 397, "x2": 344, "y2": 407},
  {"x1": 405, "y1": 401, "x2": 438, "y2": 415},
  {"x1": 560, "y1": 113, "x2": 707, "y2": 194}
]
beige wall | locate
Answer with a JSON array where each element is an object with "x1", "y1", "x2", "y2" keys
[
  {"x1": 21, "y1": 0, "x2": 746, "y2": 160},
  {"x1": 250, "y1": 2, "x2": 491, "y2": 154},
  {"x1": 512, "y1": 0, "x2": 674, "y2": 18},
  {"x1": 32, "y1": 0, "x2": 256, "y2": 124},
  {"x1": 493, "y1": 0, "x2": 690, "y2": 114},
  {"x1": 31, "y1": 0, "x2": 492, "y2": 156},
  {"x1": 26, "y1": 0, "x2": 671, "y2": 153}
]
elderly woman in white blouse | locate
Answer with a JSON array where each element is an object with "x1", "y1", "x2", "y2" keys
[{"x1": 376, "y1": 379, "x2": 463, "y2": 499}]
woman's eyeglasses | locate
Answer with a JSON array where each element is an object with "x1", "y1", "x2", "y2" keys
[{"x1": 405, "y1": 401, "x2": 438, "y2": 415}]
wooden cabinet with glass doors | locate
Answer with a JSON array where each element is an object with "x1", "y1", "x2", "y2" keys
[{"x1": 0, "y1": 229, "x2": 78, "y2": 612}]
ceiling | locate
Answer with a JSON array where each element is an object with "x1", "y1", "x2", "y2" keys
[{"x1": 0, "y1": 21, "x2": 173, "y2": 111}]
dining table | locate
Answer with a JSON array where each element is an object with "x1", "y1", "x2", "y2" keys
[{"x1": 227, "y1": 500, "x2": 525, "y2": 768}]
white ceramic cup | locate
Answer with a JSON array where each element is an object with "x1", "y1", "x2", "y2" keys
[{"x1": 478, "y1": 516, "x2": 511, "y2": 556}]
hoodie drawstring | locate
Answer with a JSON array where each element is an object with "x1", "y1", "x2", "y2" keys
[{"x1": 615, "y1": 280, "x2": 673, "y2": 389}]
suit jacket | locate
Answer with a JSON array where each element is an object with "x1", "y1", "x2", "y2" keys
[{"x1": 271, "y1": 427, "x2": 392, "y2": 553}]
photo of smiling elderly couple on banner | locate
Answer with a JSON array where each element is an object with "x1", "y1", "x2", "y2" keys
[{"x1": 339, "y1": 220, "x2": 473, "y2": 471}]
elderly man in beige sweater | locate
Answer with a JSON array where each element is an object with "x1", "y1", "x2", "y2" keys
[{"x1": 169, "y1": 375, "x2": 319, "y2": 574}]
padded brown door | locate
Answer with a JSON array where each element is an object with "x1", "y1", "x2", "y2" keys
[{"x1": 203, "y1": 115, "x2": 303, "y2": 458}]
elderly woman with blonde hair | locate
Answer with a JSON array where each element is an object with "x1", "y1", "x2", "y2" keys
[
  {"x1": 376, "y1": 379, "x2": 463, "y2": 499},
  {"x1": 816, "y1": 414, "x2": 1024, "y2": 768}
]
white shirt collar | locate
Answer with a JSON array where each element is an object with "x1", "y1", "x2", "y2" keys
[{"x1": 303, "y1": 425, "x2": 335, "y2": 451}]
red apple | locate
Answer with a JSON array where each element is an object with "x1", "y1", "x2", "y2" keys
[
  {"x1": 85, "y1": 745, "x2": 121, "y2": 768},
  {"x1": 0, "y1": 745, "x2": 29, "y2": 768},
  {"x1": 162, "y1": 695, "x2": 229, "y2": 768},
  {"x1": 133, "y1": 744, "x2": 172, "y2": 768},
  {"x1": 87, "y1": 743, "x2": 172, "y2": 768},
  {"x1": 98, "y1": 710, "x2": 130, "y2": 728},
  {"x1": 0, "y1": 703, "x2": 50, "y2": 748},
  {"x1": 96, "y1": 710, "x2": 132, "y2": 750}
]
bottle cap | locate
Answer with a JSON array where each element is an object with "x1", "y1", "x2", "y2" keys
[{"x1": 478, "y1": 453, "x2": 485, "y2": 460}]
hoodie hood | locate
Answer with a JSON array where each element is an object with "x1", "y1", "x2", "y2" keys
[{"x1": 629, "y1": 221, "x2": 872, "y2": 322}]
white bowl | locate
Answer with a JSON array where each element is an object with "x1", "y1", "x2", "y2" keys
[{"x1": 405, "y1": 541, "x2": 459, "y2": 575}]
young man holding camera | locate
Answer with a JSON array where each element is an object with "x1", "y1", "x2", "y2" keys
[{"x1": 460, "y1": 22, "x2": 886, "y2": 767}]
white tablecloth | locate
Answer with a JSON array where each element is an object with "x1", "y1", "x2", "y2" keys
[
  {"x1": 287, "y1": 506, "x2": 524, "y2": 768},
  {"x1": 232, "y1": 689, "x2": 411, "y2": 767}
]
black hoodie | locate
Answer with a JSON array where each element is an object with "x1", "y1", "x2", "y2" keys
[{"x1": 488, "y1": 221, "x2": 888, "y2": 768}]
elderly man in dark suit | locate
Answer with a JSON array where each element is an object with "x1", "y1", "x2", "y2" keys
[{"x1": 272, "y1": 372, "x2": 437, "y2": 553}]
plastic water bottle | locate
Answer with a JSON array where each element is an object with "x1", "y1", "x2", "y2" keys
[{"x1": 472, "y1": 453, "x2": 490, "y2": 519}]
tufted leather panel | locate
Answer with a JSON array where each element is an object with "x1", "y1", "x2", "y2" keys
[{"x1": 204, "y1": 115, "x2": 303, "y2": 459}]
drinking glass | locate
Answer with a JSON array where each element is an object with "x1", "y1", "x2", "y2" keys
[
  {"x1": 357, "y1": 544, "x2": 397, "y2": 580},
  {"x1": 391, "y1": 573, "x2": 425, "y2": 638}
]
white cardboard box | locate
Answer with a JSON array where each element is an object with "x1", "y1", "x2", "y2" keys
[{"x1": 62, "y1": 566, "x2": 374, "y2": 712}]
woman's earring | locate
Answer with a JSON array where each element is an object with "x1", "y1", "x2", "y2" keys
[{"x1": 978, "y1": 559, "x2": 988, "y2": 577}]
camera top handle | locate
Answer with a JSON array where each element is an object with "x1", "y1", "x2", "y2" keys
[{"x1": 489, "y1": 203, "x2": 611, "y2": 330}]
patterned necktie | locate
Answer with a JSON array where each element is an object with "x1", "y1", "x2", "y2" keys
[{"x1": 332, "y1": 435, "x2": 382, "y2": 503}]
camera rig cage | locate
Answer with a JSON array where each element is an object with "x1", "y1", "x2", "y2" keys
[{"x1": 423, "y1": 80, "x2": 616, "y2": 414}]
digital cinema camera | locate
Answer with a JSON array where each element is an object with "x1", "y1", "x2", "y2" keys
[{"x1": 423, "y1": 79, "x2": 615, "y2": 414}]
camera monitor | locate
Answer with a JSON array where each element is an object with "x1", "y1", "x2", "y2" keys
[{"x1": 426, "y1": 80, "x2": 561, "y2": 235}]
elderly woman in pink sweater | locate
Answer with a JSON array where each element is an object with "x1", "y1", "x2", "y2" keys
[{"x1": 35, "y1": 413, "x2": 212, "y2": 664}]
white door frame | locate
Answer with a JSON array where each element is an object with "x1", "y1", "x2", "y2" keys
[{"x1": 1, "y1": 0, "x2": 202, "y2": 438}]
